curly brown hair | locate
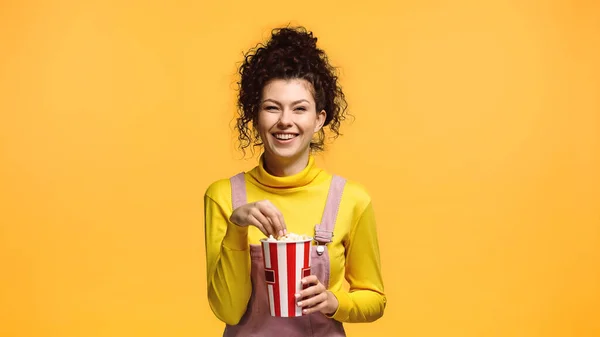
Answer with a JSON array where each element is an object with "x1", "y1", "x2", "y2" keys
[{"x1": 236, "y1": 26, "x2": 349, "y2": 155}]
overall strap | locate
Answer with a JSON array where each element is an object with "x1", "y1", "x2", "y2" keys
[
  {"x1": 314, "y1": 175, "x2": 346, "y2": 244},
  {"x1": 230, "y1": 172, "x2": 247, "y2": 209}
]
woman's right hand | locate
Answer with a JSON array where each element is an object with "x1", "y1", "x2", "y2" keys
[{"x1": 229, "y1": 200, "x2": 287, "y2": 238}]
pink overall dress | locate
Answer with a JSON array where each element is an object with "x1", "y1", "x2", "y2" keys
[{"x1": 223, "y1": 173, "x2": 347, "y2": 337}]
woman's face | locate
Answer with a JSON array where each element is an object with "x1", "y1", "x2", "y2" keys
[{"x1": 256, "y1": 78, "x2": 326, "y2": 164}]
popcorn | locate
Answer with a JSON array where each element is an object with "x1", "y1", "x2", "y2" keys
[{"x1": 266, "y1": 232, "x2": 311, "y2": 242}]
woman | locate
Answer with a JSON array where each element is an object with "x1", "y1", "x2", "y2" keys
[{"x1": 204, "y1": 26, "x2": 386, "y2": 336}]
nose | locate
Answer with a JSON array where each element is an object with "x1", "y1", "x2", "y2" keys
[{"x1": 277, "y1": 108, "x2": 293, "y2": 127}]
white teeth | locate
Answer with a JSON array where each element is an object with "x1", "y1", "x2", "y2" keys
[{"x1": 273, "y1": 133, "x2": 296, "y2": 140}]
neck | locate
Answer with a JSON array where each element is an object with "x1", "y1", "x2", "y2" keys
[{"x1": 262, "y1": 151, "x2": 310, "y2": 177}]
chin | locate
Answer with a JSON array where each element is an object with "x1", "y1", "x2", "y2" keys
[
  {"x1": 271, "y1": 150, "x2": 300, "y2": 160},
  {"x1": 266, "y1": 146, "x2": 305, "y2": 161}
]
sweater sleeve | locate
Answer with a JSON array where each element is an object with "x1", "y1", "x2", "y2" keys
[
  {"x1": 330, "y1": 201, "x2": 387, "y2": 322},
  {"x1": 204, "y1": 191, "x2": 252, "y2": 325}
]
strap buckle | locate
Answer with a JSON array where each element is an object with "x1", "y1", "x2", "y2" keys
[{"x1": 315, "y1": 241, "x2": 326, "y2": 256}]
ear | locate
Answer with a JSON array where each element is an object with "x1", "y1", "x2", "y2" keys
[{"x1": 314, "y1": 110, "x2": 326, "y2": 132}]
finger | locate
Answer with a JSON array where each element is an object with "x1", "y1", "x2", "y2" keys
[
  {"x1": 252, "y1": 201, "x2": 276, "y2": 237},
  {"x1": 247, "y1": 214, "x2": 269, "y2": 237},
  {"x1": 304, "y1": 300, "x2": 330, "y2": 315},
  {"x1": 297, "y1": 291, "x2": 327, "y2": 309},
  {"x1": 300, "y1": 275, "x2": 319, "y2": 286},
  {"x1": 260, "y1": 202, "x2": 285, "y2": 237},
  {"x1": 297, "y1": 283, "x2": 322, "y2": 299},
  {"x1": 268, "y1": 202, "x2": 287, "y2": 235},
  {"x1": 250, "y1": 209, "x2": 275, "y2": 237},
  {"x1": 302, "y1": 298, "x2": 329, "y2": 315},
  {"x1": 262, "y1": 202, "x2": 284, "y2": 237},
  {"x1": 297, "y1": 276, "x2": 323, "y2": 298}
]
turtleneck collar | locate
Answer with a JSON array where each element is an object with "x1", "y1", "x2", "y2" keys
[{"x1": 248, "y1": 155, "x2": 323, "y2": 189}]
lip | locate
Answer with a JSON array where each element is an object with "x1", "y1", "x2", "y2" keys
[{"x1": 271, "y1": 132, "x2": 299, "y2": 144}]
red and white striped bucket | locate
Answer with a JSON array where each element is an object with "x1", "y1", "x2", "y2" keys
[{"x1": 259, "y1": 237, "x2": 312, "y2": 317}]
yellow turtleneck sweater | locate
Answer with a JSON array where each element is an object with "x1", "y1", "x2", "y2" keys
[{"x1": 204, "y1": 156, "x2": 386, "y2": 325}]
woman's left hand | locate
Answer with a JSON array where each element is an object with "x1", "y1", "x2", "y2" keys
[{"x1": 295, "y1": 275, "x2": 339, "y2": 315}]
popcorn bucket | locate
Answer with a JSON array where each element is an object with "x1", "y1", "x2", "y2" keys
[{"x1": 259, "y1": 236, "x2": 313, "y2": 317}]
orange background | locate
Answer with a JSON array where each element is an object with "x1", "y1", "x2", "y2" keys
[{"x1": 1, "y1": 1, "x2": 599, "y2": 336}]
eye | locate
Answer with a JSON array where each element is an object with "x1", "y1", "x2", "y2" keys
[
  {"x1": 295, "y1": 106, "x2": 307, "y2": 112},
  {"x1": 265, "y1": 106, "x2": 278, "y2": 111}
]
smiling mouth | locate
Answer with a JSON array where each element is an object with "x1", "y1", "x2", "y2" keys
[{"x1": 272, "y1": 133, "x2": 299, "y2": 141}]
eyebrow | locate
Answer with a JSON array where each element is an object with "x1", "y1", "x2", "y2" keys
[{"x1": 262, "y1": 99, "x2": 310, "y2": 105}]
